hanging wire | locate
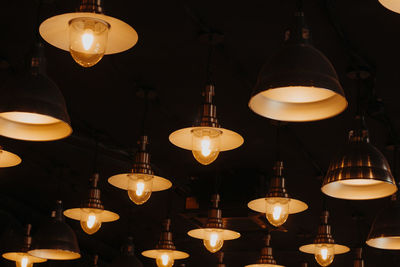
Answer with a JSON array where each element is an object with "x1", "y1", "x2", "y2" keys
[
  {"x1": 275, "y1": 122, "x2": 282, "y2": 161},
  {"x1": 206, "y1": 34, "x2": 215, "y2": 85},
  {"x1": 92, "y1": 137, "x2": 99, "y2": 174},
  {"x1": 140, "y1": 89, "x2": 150, "y2": 136}
]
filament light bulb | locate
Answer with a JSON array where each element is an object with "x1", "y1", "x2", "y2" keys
[
  {"x1": 265, "y1": 197, "x2": 290, "y2": 227},
  {"x1": 155, "y1": 251, "x2": 174, "y2": 267},
  {"x1": 128, "y1": 174, "x2": 153, "y2": 205},
  {"x1": 69, "y1": 17, "x2": 109, "y2": 67},
  {"x1": 203, "y1": 230, "x2": 224, "y2": 253},
  {"x1": 80, "y1": 209, "x2": 102, "y2": 235},
  {"x1": 191, "y1": 128, "x2": 221, "y2": 165},
  {"x1": 315, "y1": 244, "x2": 335, "y2": 266},
  {"x1": 16, "y1": 256, "x2": 32, "y2": 267}
]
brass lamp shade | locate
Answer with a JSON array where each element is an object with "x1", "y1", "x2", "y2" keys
[
  {"x1": 366, "y1": 196, "x2": 400, "y2": 250},
  {"x1": 245, "y1": 234, "x2": 285, "y2": 267},
  {"x1": 248, "y1": 11, "x2": 347, "y2": 122},
  {"x1": 0, "y1": 43, "x2": 72, "y2": 141},
  {"x1": 0, "y1": 148, "x2": 21, "y2": 167},
  {"x1": 379, "y1": 0, "x2": 400, "y2": 13},
  {"x1": 322, "y1": 118, "x2": 397, "y2": 200},
  {"x1": 28, "y1": 201, "x2": 80, "y2": 260},
  {"x1": 110, "y1": 237, "x2": 143, "y2": 267}
]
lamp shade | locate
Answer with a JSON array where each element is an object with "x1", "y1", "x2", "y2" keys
[
  {"x1": 28, "y1": 200, "x2": 80, "y2": 260},
  {"x1": 245, "y1": 234, "x2": 284, "y2": 267},
  {"x1": 248, "y1": 11, "x2": 347, "y2": 122},
  {"x1": 111, "y1": 237, "x2": 143, "y2": 267},
  {"x1": 366, "y1": 196, "x2": 400, "y2": 250},
  {"x1": 379, "y1": 0, "x2": 400, "y2": 13},
  {"x1": 0, "y1": 43, "x2": 72, "y2": 141},
  {"x1": 322, "y1": 117, "x2": 397, "y2": 200},
  {"x1": 0, "y1": 147, "x2": 21, "y2": 167}
]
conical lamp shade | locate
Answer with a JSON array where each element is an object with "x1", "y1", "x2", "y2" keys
[
  {"x1": 322, "y1": 117, "x2": 397, "y2": 200},
  {"x1": 367, "y1": 196, "x2": 400, "y2": 250},
  {"x1": 0, "y1": 43, "x2": 72, "y2": 141},
  {"x1": 379, "y1": 0, "x2": 400, "y2": 13},
  {"x1": 248, "y1": 11, "x2": 347, "y2": 122},
  {"x1": 111, "y1": 237, "x2": 143, "y2": 267},
  {"x1": 28, "y1": 201, "x2": 80, "y2": 260}
]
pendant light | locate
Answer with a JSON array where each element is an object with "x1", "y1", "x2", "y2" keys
[
  {"x1": 248, "y1": 3, "x2": 347, "y2": 122},
  {"x1": 322, "y1": 71, "x2": 397, "y2": 200},
  {"x1": 39, "y1": 0, "x2": 138, "y2": 67},
  {"x1": 142, "y1": 218, "x2": 189, "y2": 267},
  {"x1": 0, "y1": 42, "x2": 72, "y2": 141},
  {"x1": 28, "y1": 200, "x2": 81, "y2": 260},
  {"x1": 109, "y1": 91, "x2": 172, "y2": 205},
  {"x1": 299, "y1": 210, "x2": 349, "y2": 266},
  {"x1": 248, "y1": 124, "x2": 307, "y2": 227},
  {"x1": 0, "y1": 146, "x2": 21, "y2": 167},
  {"x1": 187, "y1": 194, "x2": 240, "y2": 253},
  {"x1": 110, "y1": 237, "x2": 143, "y2": 267},
  {"x1": 2, "y1": 224, "x2": 47, "y2": 267},
  {"x1": 379, "y1": 0, "x2": 400, "y2": 13},
  {"x1": 366, "y1": 193, "x2": 400, "y2": 249},
  {"x1": 245, "y1": 233, "x2": 284, "y2": 267},
  {"x1": 353, "y1": 248, "x2": 364, "y2": 267},
  {"x1": 169, "y1": 34, "x2": 243, "y2": 165},
  {"x1": 64, "y1": 173, "x2": 119, "y2": 234}
]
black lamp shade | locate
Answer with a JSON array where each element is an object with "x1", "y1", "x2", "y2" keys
[
  {"x1": 111, "y1": 238, "x2": 143, "y2": 267},
  {"x1": 249, "y1": 43, "x2": 347, "y2": 122}
]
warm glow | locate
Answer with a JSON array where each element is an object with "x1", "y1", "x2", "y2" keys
[
  {"x1": 21, "y1": 257, "x2": 28, "y2": 267},
  {"x1": 265, "y1": 197, "x2": 290, "y2": 227},
  {"x1": 339, "y1": 179, "x2": 381, "y2": 186},
  {"x1": 203, "y1": 231, "x2": 224, "y2": 253},
  {"x1": 128, "y1": 175, "x2": 154, "y2": 205},
  {"x1": 155, "y1": 252, "x2": 174, "y2": 267},
  {"x1": 80, "y1": 211, "x2": 102, "y2": 235},
  {"x1": 315, "y1": 244, "x2": 335, "y2": 266},
  {"x1": 191, "y1": 128, "x2": 222, "y2": 165},
  {"x1": 0, "y1": 112, "x2": 60, "y2": 125},
  {"x1": 69, "y1": 17, "x2": 109, "y2": 67},
  {"x1": 14, "y1": 256, "x2": 33, "y2": 267},
  {"x1": 261, "y1": 86, "x2": 336, "y2": 103}
]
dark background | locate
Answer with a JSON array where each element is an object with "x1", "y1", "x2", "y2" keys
[{"x1": 1, "y1": 0, "x2": 400, "y2": 266}]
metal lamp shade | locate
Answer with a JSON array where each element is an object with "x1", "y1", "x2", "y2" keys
[
  {"x1": 111, "y1": 238, "x2": 143, "y2": 267},
  {"x1": 29, "y1": 202, "x2": 80, "y2": 260},
  {"x1": 0, "y1": 71, "x2": 72, "y2": 141},
  {"x1": 366, "y1": 199, "x2": 400, "y2": 250},
  {"x1": 379, "y1": 0, "x2": 400, "y2": 13},
  {"x1": 0, "y1": 148, "x2": 21, "y2": 167},
  {"x1": 249, "y1": 43, "x2": 347, "y2": 122},
  {"x1": 322, "y1": 135, "x2": 397, "y2": 200}
]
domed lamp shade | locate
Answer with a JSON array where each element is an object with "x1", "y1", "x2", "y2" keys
[
  {"x1": 187, "y1": 194, "x2": 240, "y2": 253},
  {"x1": 169, "y1": 84, "x2": 243, "y2": 166},
  {"x1": 379, "y1": 0, "x2": 400, "y2": 13},
  {"x1": 299, "y1": 211, "x2": 349, "y2": 267},
  {"x1": 245, "y1": 234, "x2": 285, "y2": 267},
  {"x1": 2, "y1": 224, "x2": 47, "y2": 267},
  {"x1": 0, "y1": 42, "x2": 72, "y2": 141},
  {"x1": 64, "y1": 173, "x2": 119, "y2": 235},
  {"x1": 108, "y1": 135, "x2": 172, "y2": 205},
  {"x1": 142, "y1": 218, "x2": 189, "y2": 267},
  {"x1": 248, "y1": 10, "x2": 347, "y2": 122},
  {"x1": 39, "y1": 0, "x2": 138, "y2": 67},
  {"x1": 0, "y1": 146, "x2": 21, "y2": 167},
  {"x1": 28, "y1": 200, "x2": 81, "y2": 260},
  {"x1": 366, "y1": 194, "x2": 400, "y2": 250},
  {"x1": 110, "y1": 237, "x2": 143, "y2": 267},
  {"x1": 322, "y1": 116, "x2": 397, "y2": 200},
  {"x1": 248, "y1": 161, "x2": 308, "y2": 227}
]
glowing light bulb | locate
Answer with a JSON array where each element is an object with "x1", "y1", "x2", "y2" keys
[
  {"x1": 315, "y1": 244, "x2": 335, "y2": 266},
  {"x1": 155, "y1": 251, "x2": 174, "y2": 267},
  {"x1": 15, "y1": 256, "x2": 32, "y2": 267},
  {"x1": 265, "y1": 197, "x2": 290, "y2": 227},
  {"x1": 191, "y1": 128, "x2": 221, "y2": 165},
  {"x1": 203, "y1": 231, "x2": 224, "y2": 253},
  {"x1": 128, "y1": 175, "x2": 153, "y2": 205},
  {"x1": 69, "y1": 17, "x2": 110, "y2": 67},
  {"x1": 80, "y1": 210, "x2": 102, "y2": 235}
]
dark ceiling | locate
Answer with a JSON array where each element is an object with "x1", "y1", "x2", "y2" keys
[{"x1": 1, "y1": 0, "x2": 400, "y2": 266}]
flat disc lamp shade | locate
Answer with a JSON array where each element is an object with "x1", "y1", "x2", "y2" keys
[
  {"x1": 0, "y1": 148, "x2": 21, "y2": 167},
  {"x1": 28, "y1": 201, "x2": 80, "y2": 260},
  {"x1": 0, "y1": 43, "x2": 72, "y2": 141},
  {"x1": 366, "y1": 196, "x2": 400, "y2": 250},
  {"x1": 248, "y1": 12, "x2": 347, "y2": 122},
  {"x1": 379, "y1": 0, "x2": 400, "y2": 13},
  {"x1": 322, "y1": 120, "x2": 397, "y2": 200}
]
